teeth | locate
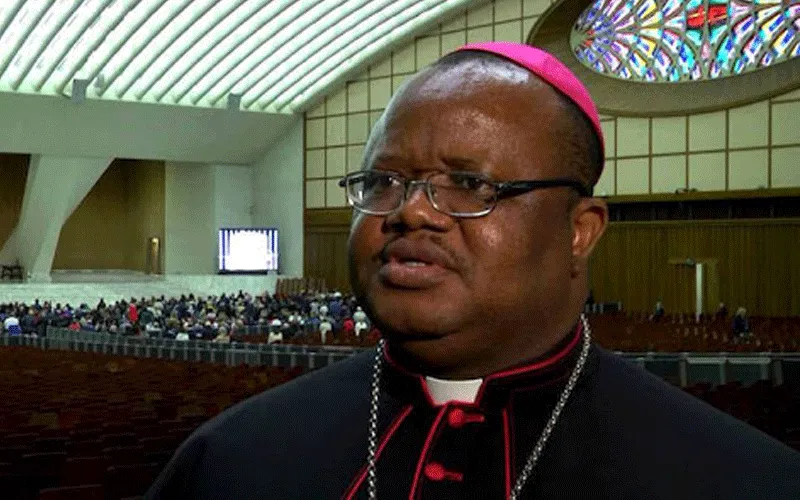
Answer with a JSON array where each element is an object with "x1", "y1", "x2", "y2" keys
[{"x1": 403, "y1": 261, "x2": 427, "y2": 266}]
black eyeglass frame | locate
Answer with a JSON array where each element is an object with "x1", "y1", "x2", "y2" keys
[{"x1": 338, "y1": 170, "x2": 591, "y2": 218}]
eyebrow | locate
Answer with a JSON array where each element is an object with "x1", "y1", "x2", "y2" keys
[
  {"x1": 371, "y1": 153, "x2": 483, "y2": 170},
  {"x1": 440, "y1": 156, "x2": 483, "y2": 171},
  {"x1": 371, "y1": 154, "x2": 405, "y2": 166}
]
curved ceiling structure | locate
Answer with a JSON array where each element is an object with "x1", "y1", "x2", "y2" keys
[
  {"x1": 529, "y1": 0, "x2": 800, "y2": 116},
  {"x1": 0, "y1": 0, "x2": 476, "y2": 114}
]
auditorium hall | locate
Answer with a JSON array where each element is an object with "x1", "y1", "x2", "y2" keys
[{"x1": 0, "y1": 1, "x2": 798, "y2": 499}]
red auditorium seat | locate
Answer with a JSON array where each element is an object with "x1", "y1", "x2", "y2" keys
[
  {"x1": 103, "y1": 463, "x2": 161, "y2": 500},
  {"x1": 101, "y1": 423, "x2": 134, "y2": 435},
  {"x1": 4, "y1": 432, "x2": 40, "y2": 447},
  {"x1": 16, "y1": 451, "x2": 68, "y2": 498},
  {"x1": 68, "y1": 428, "x2": 101, "y2": 442},
  {"x1": 100, "y1": 433, "x2": 138, "y2": 447},
  {"x1": 69, "y1": 438, "x2": 105, "y2": 456},
  {"x1": 59, "y1": 456, "x2": 111, "y2": 487},
  {"x1": 0, "y1": 472, "x2": 23, "y2": 499},
  {"x1": 34, "y1": 437, "x2": 71, "y2": 453},
  {"x1": 138, "y1": 436, "x2": 177, "y2": 454},
  {"x1": 101, "y1": 445, "x2": 146, "y2": 465},
  {"x1": 0, "y1": 445, "x2": 33, "y2": 464},
  {"x1": 38, "y1": 484, "x2": 104, "y2": 500}
]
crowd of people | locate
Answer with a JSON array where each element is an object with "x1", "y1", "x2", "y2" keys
[
  {"x1": 0, "y1": 292, "x2": 788, "y2": 353},
  {"x1": 0, "y1": 291, "x2": 374, "y2": 345}
]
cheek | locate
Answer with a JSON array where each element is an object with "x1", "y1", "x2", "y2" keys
[
  {"x1": 465, "y1": 207, "x2": 571, "y2": 283},
  {"x1": 348, "y1": 215, "x2": 384, "y2": 270}
]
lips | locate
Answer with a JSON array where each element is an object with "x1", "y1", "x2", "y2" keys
[{"x1": 378, "y1": 239, "x2": 455, "y2": 289}]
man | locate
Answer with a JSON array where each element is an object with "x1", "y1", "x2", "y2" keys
[
  {"x1": 147, "y1": 42, "x2": 800, "y2": 499},
  {"x1": 3, "y1": 309, "x2": 21, "y2": 336},
  {"x1": 354, "y1": 306, "x2": 369, "y2": 339},
  {"x1": 733, "y1": 307, "x2": 750, "y2": 338},
  {"x1": 651, "y1": 300, "x2": 665, "y2": 322},
  {"x1": 319, "y1": 316, "x2": 333, "y2": 344}
]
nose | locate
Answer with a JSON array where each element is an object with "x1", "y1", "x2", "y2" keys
[
  {"x1": 404, "y1": 179, "x2": 431, "y2": 206},
  {"x1": 384, "y1": 179, "x2": 452, "y2": 232}
]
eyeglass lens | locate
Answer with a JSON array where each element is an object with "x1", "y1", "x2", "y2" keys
[{"x1": 347, "y1": 171, "x2": 495, "y2": 216}]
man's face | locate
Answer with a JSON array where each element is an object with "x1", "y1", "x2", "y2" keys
[{"x1": 348, "y1": 61, "x2": 581, "y2": 372}]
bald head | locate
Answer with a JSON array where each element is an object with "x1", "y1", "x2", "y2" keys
[{"x1": 370, "y1": 50, "x2": 603, "y2": 193}]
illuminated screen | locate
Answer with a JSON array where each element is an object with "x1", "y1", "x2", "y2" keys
[{"x1": 218, "y1": 228, "x2": 278, "y2": 273}]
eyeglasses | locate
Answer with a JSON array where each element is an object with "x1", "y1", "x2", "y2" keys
[{"x1": 338, "y1": 170, "x2": 590, "y2": 218}]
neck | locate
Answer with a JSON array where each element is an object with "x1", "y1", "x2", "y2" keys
[{"x1": 386, "y1": 312, "x2": 583, "y2": 380}]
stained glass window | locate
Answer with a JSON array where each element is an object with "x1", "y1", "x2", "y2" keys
[{"x1": 571, "y1": 0, "x2": 800, "y2": 82}]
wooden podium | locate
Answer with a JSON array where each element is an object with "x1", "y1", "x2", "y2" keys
[{"x1": 668, "y1": 258, "x2": 719, "y2": 316}]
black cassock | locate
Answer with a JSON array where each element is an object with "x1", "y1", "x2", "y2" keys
[{"x1": 147, "y1": 328, "x2": 800, "y2": 499}]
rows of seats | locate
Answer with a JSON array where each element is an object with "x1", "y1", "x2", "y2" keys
[
  {"x1": 590, "y1": 313, "x2": 800, "y2": 352},
  {"x1": 2, "y1": 333, "x2": 798, "y2": 499},
  {"x1": 235, "y1": 313, "x2": 800, "y2": 353},
  {"x1": 0, "y1": 346, "x2": 303, "y2": 499}
]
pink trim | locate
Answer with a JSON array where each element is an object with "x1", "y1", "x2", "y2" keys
[
  {"x1": 342, "y1": 405, "x2": 414, "y2": 500},
  {"x1": 472, "y1": 323, "x2": 582, "y2": 404},
  {"x1": 409, "y1": 405, "x2": 449, "y2": 500},
  {"x1": 502, "y1": 409, "x2": 512, "y2": 499}
]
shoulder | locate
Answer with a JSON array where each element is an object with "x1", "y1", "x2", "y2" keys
[{"x1": 587, "y1": 347, "x2": 800, "y2": 497}]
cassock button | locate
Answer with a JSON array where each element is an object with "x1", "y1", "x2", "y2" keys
[
  {"x1": 447, "y1": 408, "x2": 486, "y2": 429},
  {"x1": 424, "y1": 462, "x2": 464, "y2": 482}
]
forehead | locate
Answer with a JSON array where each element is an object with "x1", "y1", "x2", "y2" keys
[{"x1": 367, "y1": 61, "x2": 567, "y2": 176}]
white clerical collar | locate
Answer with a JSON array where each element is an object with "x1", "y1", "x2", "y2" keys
[{"x1": 424, "y1": 376, "x2": 484, "y2": 405}]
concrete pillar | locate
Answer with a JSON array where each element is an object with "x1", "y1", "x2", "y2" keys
[{"x1": 0, "y1": 155, "x2": 112, "y2": 281}]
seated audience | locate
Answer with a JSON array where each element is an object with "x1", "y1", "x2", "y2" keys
[
  {"x1": 733, "y1": 307, "x2": 750, "y2": 337},
  {"x1": 213, "y1": 326, "x2": 231, "y2": 344},
  {"x1": 3, "y1": 309, "x2": 21, "y2": 336},
  {"x1": 651, "y1": 300, "x2": 665, "y2": 322},
  {"x1": 716, "y1": 302, "x2": 729, "y2": 320}
]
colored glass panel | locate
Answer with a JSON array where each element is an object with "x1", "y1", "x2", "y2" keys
[{"x1": 571, "y1": 0, "x2": 800, "y2": 82}]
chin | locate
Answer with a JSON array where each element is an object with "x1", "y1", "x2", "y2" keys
[
  {"x1": 386, "y1": 332, "x2": 478, "y2": 376},
  {"x1": 368, "y1": 288, "x2": 464, "y2": 334}
]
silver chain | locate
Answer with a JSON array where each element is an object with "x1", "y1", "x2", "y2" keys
[{"x1": 366, "y1": 314, "x2": 592, "y2": 500}]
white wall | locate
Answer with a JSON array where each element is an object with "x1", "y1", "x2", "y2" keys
[
  {"x1": 164, "y1": 162, "x2": 216, "y2": 274},
  {"x1": 0, "y1": 91, "x2": 296, "y2": 164},
  {"x1": 212, "y1": 164, "x2": 254, "y2": 229},
  {"x1": 165, "y1": 162, "x2": 293, "y2": 276},
  {"x1": 252, "y1": 116, "x2": 305, "y2": 277}
]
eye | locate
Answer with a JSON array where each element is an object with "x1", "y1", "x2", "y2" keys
[
  {"x1": 363, "y1": 171, "x2": 400, "y2": 191},
  {"x1": 449, "y1": 172, "x2": 490, "y2": 191}
]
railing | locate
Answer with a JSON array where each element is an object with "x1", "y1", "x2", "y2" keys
[
  {"x1": 2, "y1": 328, "x2": 799, "y2": 387},
  {"x1": 617, "y1": 351, "x2": 800, "y2": 387},
  {"x1": 2, "y1": 329, "x2": 358, "y2": 371}
]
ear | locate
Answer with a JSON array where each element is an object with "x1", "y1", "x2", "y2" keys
[{"x1": 570, "y1": 198, "x2": 608, "y2": 276}]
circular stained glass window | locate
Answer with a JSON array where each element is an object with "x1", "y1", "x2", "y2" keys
[{"x1": 571, "y1": 0, "x2": 800, "y2": 82}]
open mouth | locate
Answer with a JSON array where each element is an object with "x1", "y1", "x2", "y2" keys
[{"x1": 396, "y1": 259, "x2": 429, "y2": 267}]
